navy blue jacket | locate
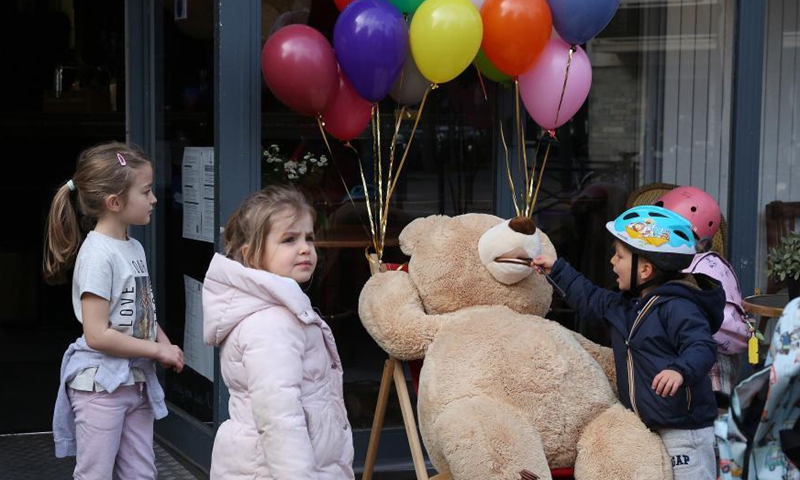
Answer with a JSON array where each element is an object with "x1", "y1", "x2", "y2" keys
[{"x1": 550, "y1": 258, "x2": 725, "y2": 430}]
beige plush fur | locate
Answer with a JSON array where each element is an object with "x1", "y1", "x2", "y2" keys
[{"x1": 358, "y1": 213, "x2": 672, "y2": 480}]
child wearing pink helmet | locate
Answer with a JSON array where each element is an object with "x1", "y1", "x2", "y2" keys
[{"x1": 655, "y1": 186, "x2": 752, "y2": 407}]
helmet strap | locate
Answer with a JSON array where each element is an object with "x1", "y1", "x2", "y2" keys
[
  {"x1": 636, "y1": 276, "x2": 660, "y2": 295},
  {"x1": 635, "y1": 265, "x2": 682, "y2": 295},
  {"x1": 629, "y1": 253, "x2": 640, "y2": 296}
]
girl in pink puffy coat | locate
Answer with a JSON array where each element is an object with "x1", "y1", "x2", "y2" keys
[
  {"x1": 202, "y1": 185, "x2": 354, "y2": 480},
  {"x1": 655, "y1": 186, "x2": 752, "y2": 406}
]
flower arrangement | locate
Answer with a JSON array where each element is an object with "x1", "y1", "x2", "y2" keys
[{"x1": 262, "y1": 144, "x2": 328, "y2": 188}]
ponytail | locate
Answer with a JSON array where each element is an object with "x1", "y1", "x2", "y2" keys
[{"x1": 43, "y1": 183, "x2": 83, "y2": 284}]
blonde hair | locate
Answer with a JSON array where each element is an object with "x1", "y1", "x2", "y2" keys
[
  {"x1": 43, "y1": 141, "x2": 152, "y2": 284},
  {"x1": 224, "y1": 184, "x2": 316, "y2": 270}
]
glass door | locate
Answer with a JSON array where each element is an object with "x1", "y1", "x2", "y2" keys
[{"x1": 147, "y1": 0, "x2": 216, "y2": 470}]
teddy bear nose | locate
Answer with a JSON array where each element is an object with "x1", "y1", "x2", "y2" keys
[{"x1": 509, "y1": 216, "x2": 537, "y2": 235}]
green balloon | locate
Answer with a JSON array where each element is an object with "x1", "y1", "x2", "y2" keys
[
  {"x1": 474, "y1": 49, "x2": 511, "y2": 83},
  {"x1": 389, "y1": 0, "x2": 425, "y2": 14}
]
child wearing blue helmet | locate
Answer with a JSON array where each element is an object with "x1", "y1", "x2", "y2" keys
[{"x1": 533, "y1": 205, "x2": 725, "y2": 480}]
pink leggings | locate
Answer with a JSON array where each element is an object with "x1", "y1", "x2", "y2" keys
[{"x1": 68, "y1": 384, "x2": 157, "y2": 480}]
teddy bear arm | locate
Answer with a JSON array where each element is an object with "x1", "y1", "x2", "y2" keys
[
  {"x1": 358, "y1": 270, "x2": 444, "y2": 360},
  {"x1": 569, "y1": 331, "x2": 618, "y2": 395}
]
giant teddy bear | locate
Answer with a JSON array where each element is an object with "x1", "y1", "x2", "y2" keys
[{"x1": 358, "y1": 213, "x2": 673, "y2": 480}]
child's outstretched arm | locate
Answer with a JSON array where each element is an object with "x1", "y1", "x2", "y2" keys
[
  {"x1": 532, "y1": 255, "x2": 626, "y2": 327},
  {"x1": 82, "y1": 293, "x2": 185, "y2": 371}
]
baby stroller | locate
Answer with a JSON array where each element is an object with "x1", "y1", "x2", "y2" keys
[{"x1": 716, "y1": 297, "x2": 800, "y2": 479}]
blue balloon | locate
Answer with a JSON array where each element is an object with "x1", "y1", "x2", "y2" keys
[
  {"x1": 333, "y1": 0, "x2": 408, "y2": 102},
  {"x1": 547, "y1": 0, "x2": 620, "y2": 46}
]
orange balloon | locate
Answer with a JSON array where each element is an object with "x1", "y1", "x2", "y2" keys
[{"x1": 481, "y1": 0, "x2": 552, "y2": 77}]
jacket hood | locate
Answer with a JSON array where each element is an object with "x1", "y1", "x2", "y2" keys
[
  {"x1": 648, "y1": 272, "x2": 725, "y2": 334},
  {"x1": 202, "y1": 253, "x2": 322, "y2": 346}
]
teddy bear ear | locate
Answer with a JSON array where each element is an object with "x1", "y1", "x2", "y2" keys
[{"x1": 399, "y1": 215, "x2": 447, "y2": 256}]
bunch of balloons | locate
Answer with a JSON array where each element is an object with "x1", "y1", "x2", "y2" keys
[{"x1": 261, "y1": 0, "x2": 619, "y2": 139}]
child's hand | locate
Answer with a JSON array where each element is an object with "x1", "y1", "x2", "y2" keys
[
  {"x1": 532, "y1": 255, "x2": 555, "y2": 275},
  {"x1": 157, "y1": 344, "x2": 185, "y2": 373},
  {"x1": 652, "y1": 369, "x2": 683, "y2": 397}
]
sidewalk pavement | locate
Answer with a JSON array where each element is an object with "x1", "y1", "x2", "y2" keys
[
  {"x1": 0, "y1": 432, "x2": 206, "y2": 480},
  {"x1": 0, "y1": 432, "x2": 420, "y2": 480}
]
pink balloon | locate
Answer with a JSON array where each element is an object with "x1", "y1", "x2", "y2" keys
[
  {"x1": 261, "y1": 25, "x2": 338, "y2": 117},
  {"x1": 519, "y1": 38, "x2": 592, "y2": 130},
  {"x1": 323, "y1": 69, "x2": 373, "y2": 141}
]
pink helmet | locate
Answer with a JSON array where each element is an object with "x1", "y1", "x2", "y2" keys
[{"x1": 655, "y1": 186, "x2": 721, "y2": 241}]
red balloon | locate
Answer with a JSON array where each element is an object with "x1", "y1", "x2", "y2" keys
[
  {"x1": 335, "y1": 0, "x2": 356, "y2": 9},
  {"x1": 261, "y1": 25, "x2": 338, "y2": 117},
  {"x1": 481, "y1": 0, "x2": 552, "y2": 76},
  {"x1": 323, "y1": 69, "x2": 373, "y2": 141}
]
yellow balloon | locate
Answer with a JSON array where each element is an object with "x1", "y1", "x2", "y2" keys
[{"x1": 410, "y1": 0, "x2": 483, "y2": 84}]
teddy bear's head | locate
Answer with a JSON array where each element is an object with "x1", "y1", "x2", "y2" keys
[{"x1": 398, "y1": 213, "x2": 557, "y2": 317}]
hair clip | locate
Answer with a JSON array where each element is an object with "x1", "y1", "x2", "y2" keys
[
  {"x1": 117, "y1": 153, "x2": 127, "y2": 166},
  {"x1": 66, "y1": 179, "x2": 76, "y2": 192}
]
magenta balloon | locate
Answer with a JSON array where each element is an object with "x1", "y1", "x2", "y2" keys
[
  {"x1": 261, "y1": 25, "x2": 338, "y2": 117},
  {"x1": 323, "y1": 70, "x2": 373, "y2": 141},
  {"x1": 519, "y1": 38, "x2": 592, "y2": 130}
]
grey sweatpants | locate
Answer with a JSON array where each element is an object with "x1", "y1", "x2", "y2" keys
[{"x1": 658, "y1": 426, "x2": 716, "y2": 480}]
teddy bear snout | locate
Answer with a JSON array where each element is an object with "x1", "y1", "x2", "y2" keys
[{"x1": 478, "y1": 220, "x2": 543, "y2": 285}]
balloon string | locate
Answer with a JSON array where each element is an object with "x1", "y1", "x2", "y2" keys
[
  {"x1": 381, "y1": 104, "x2": 410, "y2": 255},
  {"x1": 317, "y1": 117, "x2": 375, "y2": 247},
  {"x1": 514, "y1": 79, "x2": 528, "y2": 207},
  {"x1": 362, "y1": 107, "x2": 380, "y2": 258},
  {"x1": 499, "y1": 118, "x2": 521, "y2": 217},
  {"x1": 475, "y1": 64, "x2": 488, "y2": 102},
  {"x1": 382, "y1": 84, "x2": 434, "y2": 229},
  {"x1": 524, "y1": 130, "x2": 545, "y2": 217},
  {"x1": 340, "y1": 141, "x2": 375, "y2": 241},
  {"x1": 553, "y1": 46, "x2": 575, "y2": 130},
  {"x1": 385, "y1": 105, "x2": 407, "y2": 226},
  {"x1": 374, "y1": 102, "x2": 385, "y2": 260},
  {"x1": 531, "y1": 135, "x2": 554, "y2": 215},
  {"x1": 316, "y1": 115, "x2": 334, "y2": 159}
]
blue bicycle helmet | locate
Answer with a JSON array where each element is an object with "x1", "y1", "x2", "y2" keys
[{"x1": 606, "y1": 205, "x2": 696, "y2": 273}]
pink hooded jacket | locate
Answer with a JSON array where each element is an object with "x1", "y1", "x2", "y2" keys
[{"x1": 203, "y1": 253, "x2": 354, "y2": 480}]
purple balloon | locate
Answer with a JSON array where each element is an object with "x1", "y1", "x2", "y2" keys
[
  {"x1": 546, "y1": 0, "x2": 620, "y2": 46},
  {"x1": 333, "y1": 0, "x2": 408, "y2": 102}
]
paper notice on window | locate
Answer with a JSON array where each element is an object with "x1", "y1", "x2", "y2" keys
[
  {"x1": 182, "y1": 147, "x2": 215, "y2": 243},
  {"x1": 183, "y1": 275, "x2": 214, "y2": 382}
]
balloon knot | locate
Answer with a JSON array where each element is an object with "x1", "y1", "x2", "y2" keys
[{"x1": 547, "y1": 129, "x2": 556, "y2": 138}]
